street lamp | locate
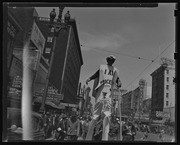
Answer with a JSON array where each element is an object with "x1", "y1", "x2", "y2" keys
[{"x1": 39, "y1": 8, "x2": 70, "y2": 113}]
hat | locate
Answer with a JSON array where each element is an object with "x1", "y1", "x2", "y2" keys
[{"x1": 106, "y1": 55, "x2": 116, "y2": 61}]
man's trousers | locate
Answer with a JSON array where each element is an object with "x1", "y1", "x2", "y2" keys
[{"x1": 85, "y1": 84, "x2": 112, "y2": 140}]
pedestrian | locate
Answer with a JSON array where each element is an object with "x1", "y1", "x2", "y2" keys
[
  {"x1": 44, "y1": 112, "x2": 50, "y2": 138},
  {"x1": 109, "y1": 116, "x2": 119, "y2": 140},
  {"x1": 85, "y1": 55, "x2": 121, "y2": 141},
  {"x1": 159, "y1": 129, "x2": 164, "y2": 142},
  {"x1": 67, "y1": 115, "x2": 79, "y2": 140},
  {"x1": 82, "y1": 117, "x2": 90, "y2": 140},
  {"x1": 56, "y1": 114, "x2": 68, "y2": 141},
  {"x1": 141, "y1": 125, "x2": 149, "y2": 141},
  {"x1": 77, "y1": 117, "x2": 84, "y2": 140}
]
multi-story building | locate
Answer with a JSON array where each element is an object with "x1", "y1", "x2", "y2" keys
[
  {"x1": 131, "y1": 87, "x2": 140, "y2": 118},
  {"x1": 121, "y1": 91, "x2": 132, "y2": 116},
  {"x1": 7, "y1": 7, "x2": 42, "y2": 108},
  {"x1": 35, "y1": 16, "x2": 83, "y2": 111},
  {"x1": 122, "y1": 79, "x2": 147, "y2": 120},
  {"x1": 150, "y1": 58, "x2": 175, "y2": 122},
  {"x1": 142, "y1": 98, "x2": 151, "y2": 114}
]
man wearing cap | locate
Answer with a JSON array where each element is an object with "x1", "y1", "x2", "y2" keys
[{"x1": 85, "y1": 55, "x2": 121, "y2": 140}]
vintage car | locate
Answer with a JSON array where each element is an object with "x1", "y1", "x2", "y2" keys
[{"x1": 7, "y1": 107, "x2": 45, "y2": 141}]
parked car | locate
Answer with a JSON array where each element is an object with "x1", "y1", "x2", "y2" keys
[{"x1": 7, "y1": 107, "x2": 45, "y2": 140}]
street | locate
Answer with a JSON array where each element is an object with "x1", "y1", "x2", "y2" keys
[
  {"x1": 135, "y1": 131, "x2": 174, "y2": 142},
  {"x1": 45, "y1": 131, "x2": 175, "y2": 142}
]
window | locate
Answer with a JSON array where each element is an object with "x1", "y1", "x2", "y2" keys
[
  {"x1": 167, "y1": 77, "x2": 169, "y2": 82},
  {"x1": 166, "y1": 85, "x2": 169, "y2": 90},
  {"x1": 166, "y1": 101, "x2": 169, "y2": 106},
  {"x1": 166, "y1": 93, "x2": 169, "y2": 98},
  {"x1": 50, "y1": 27, "x2": 54, "y2": 32},
  {"x1": 45, "y1": 47, "x2": 51, "y2": 54},
  {"x1": 166, "y1": 70, "x2": 169, "y2": 74},
  {"x1": 47, "y1": 37, "x2": 53, "y2": 42}
]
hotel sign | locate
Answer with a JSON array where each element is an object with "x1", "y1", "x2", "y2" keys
[{"x1": 31, "y1": 21, "x2": 45, "y2": 54}]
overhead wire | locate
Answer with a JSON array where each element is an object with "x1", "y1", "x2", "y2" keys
[
  {"x1": 80, "y1": 44, "x2": 159, "y2": 63},
  {"x1": 81, "y1": 40, "x2": 175, "y2": 91},
  {"x1": 124, "y1": 40, "x2": 175, "y2": 90}
]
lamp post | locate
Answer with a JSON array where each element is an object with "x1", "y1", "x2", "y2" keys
[{"x1": 39, "y1": 7, "x2": 70, "y2": 113}]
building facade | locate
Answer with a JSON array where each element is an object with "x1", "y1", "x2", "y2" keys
[
  {"x1": 122, "y1": 79, "x2": 148, "y2": 120},
  {"x1": 163, "y1": 65, "x2": 175, "y2": 122},
  {"x1": 150, "y1": 60, "x2": 175, "y2": 122},
  {"x1": 7, "y1": 7, "x2": 41, "y2": 108},
  {"x1": 121, "y1": 91, "x2": 132, "y2": 116},
  {"x1": 35, "y1": 17, "x2": 83, "y2": 111}
]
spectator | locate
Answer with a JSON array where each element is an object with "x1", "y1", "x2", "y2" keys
[
  {"x1": 44, "y1": 112, "x2": 50, "y2": 138},
  {"x1": 159, "y1": 129, "x2": 164, "y2": 142},
  {"x1": 141, "y1": 125, "x2": 149, "y2": 141},
  {"x1": 67, "y1": 115, "x2": 79, "y2": 140},
  {"x1": 56, "y1": 114, "x2": 68, "y2": 140},
  {"x1": 82, "y1": 118, "x2": 90, "y2": 140},
  {"x1": 77, "y1": 117, "x2": 83, "y2": 140}
]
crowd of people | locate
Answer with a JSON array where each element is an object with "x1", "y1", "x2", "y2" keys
[{"x1": 41, "y1": 111, "x2": 92, "y2": 141}]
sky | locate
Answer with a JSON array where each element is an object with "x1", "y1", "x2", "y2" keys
[{"x1": 35, "y1": 3, "x2": 176, "y2": 106}]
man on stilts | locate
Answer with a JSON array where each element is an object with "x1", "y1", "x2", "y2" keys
[{"x1": 85, "y1": 55, "x2": 121, "y2": 141}]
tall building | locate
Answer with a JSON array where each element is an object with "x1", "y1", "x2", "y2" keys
[
  {"x1": 121, "y1": 91, "x2": 132, "y2": 116},
  {"x1": 35, "y1": 15, "x2": 83, "y2": 111},
  {"x1": 150, "y1": 58, "x2": 175, "y2": 122},
  {"x1": 7, "y1": 7, "x2": 41, "y2": 108}
]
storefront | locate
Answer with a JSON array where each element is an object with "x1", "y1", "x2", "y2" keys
[
  {"x1": 33, "y1": 84, "x2": 63, "y2": 113},
  {"x1": 8, "y1": 55, "x2": 34, "y2": 108}
]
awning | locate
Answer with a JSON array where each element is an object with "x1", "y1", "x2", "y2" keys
[{"x1": 33, "y1": 97, "x2": 64, "y2": 110}]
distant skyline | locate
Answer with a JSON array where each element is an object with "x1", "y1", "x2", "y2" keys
[{"x1": 35, "y1": 3, "x2": 175, "y2": 105}]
